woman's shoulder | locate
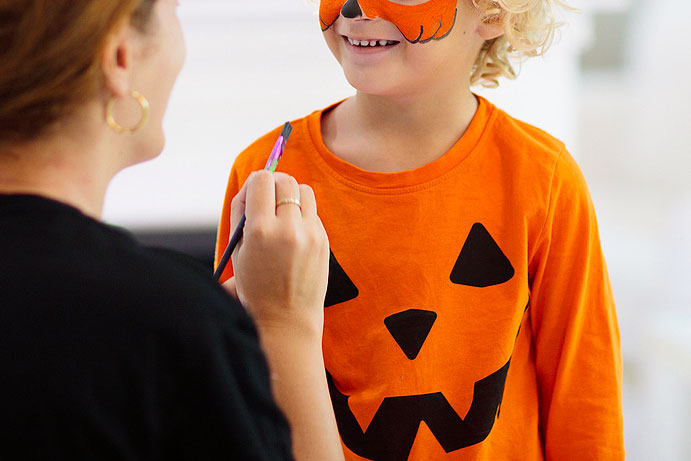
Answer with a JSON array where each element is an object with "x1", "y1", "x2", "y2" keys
[
  {"x1": 101, "y1": 233, "x2": 250, "y2": 333},
  {"x1": 1, "y1": 194, "x2": 247, "y2": 336}
]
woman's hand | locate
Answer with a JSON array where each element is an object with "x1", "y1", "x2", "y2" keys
[
  {"x1": 227, "y1": 170, "x2": 330, "y2": 338},
  {"x1": 223, "y1": 170, "x2": 343, "y2": 460}
]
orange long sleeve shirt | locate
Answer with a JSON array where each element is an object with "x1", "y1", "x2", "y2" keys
[{"x1": 216, "y1": 97, "x2": 625, "y2": 460}]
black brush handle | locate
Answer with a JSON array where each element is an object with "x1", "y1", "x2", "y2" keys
[{"x1": 212, "y1": 214, "x2": 245, "y2": 281}]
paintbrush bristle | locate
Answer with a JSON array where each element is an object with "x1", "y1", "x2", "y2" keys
[{"x1": 280, "y1": 122, "x2": 293, "y2": 141}]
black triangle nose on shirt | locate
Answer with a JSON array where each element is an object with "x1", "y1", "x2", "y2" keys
[{"x1": 384, "y1": 309, "x2": 438, "y2": 360}]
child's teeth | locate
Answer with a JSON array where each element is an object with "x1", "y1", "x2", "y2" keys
[{"x1": 348, "y1": 37, "x2": 395, "y2": 47}]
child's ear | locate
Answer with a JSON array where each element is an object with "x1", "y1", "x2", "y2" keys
[{"x1": 477, "y1": 17, "x2": 504, "y2": 41}]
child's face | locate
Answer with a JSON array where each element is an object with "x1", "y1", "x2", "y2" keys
[{"x1": 321, "y1": 0, "x2": 490, "y2": 97}]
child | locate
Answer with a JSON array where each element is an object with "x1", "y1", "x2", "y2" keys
[{"x1": 216, "y1": 0, "x2": 624, "y2": 459}]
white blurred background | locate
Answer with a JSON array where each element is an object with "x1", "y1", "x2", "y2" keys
[{"x1": 103, "y1": 1, "x2": 691, "y2": 458}]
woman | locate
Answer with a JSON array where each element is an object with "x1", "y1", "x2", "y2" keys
[{"x1": 0, "y1": 1, "x2": 342, "y2": 459}]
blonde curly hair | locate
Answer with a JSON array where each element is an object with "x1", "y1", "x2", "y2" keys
[
  {"x1": 306, "y1": 0, "x2": 571, "y2": 88},
  {"x1": 472, "y1": 0, "x2": 571, "y2": 87}
]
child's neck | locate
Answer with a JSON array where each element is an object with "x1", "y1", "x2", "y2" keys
[{"x1": 322, "y1": 86, "x2": 478, "y2": 173}]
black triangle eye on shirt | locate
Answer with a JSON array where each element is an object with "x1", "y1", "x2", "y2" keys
[
  {"x1": 324, "y1": 223, "x2": 514, "y2": 309},
  {"x1": 450, "y1": 223, "x2": 515, "y2": 287},
  {"x1": 324, "y1": 251, "x2": 359, "y2": 308}
]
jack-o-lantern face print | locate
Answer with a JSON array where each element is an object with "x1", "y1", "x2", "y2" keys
[
  {"x1": 324, "y1": 223, "x2": 522, "y2": 460},
  {"x1": 320, "y1": 0, "x2": 458, "y2": 44}
]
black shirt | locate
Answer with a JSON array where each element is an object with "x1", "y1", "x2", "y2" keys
[{"x1": 0, "y1": 194, "x2": 293, "y2": 460}]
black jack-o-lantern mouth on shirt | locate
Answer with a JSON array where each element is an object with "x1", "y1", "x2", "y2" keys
[{"x1": 324, "y1": 223, "x2": 522, "y2": 460}]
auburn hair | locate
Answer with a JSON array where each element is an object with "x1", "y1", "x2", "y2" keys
[{"x1": 0, "y1": 0, "x2": 157, "y2": 143}]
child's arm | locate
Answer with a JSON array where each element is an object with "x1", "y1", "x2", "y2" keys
[{"x1": 529, "y1": 151, "x2": 625, "y2": 459}]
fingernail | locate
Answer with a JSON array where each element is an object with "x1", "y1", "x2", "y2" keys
[{"x1": 256, "y1": 170, "x2": 272, "y2": 180}]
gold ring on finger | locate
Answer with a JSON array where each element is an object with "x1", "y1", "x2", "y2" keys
[{"x1": 276, "y1": 197, "x2": 302, "y2": 210}]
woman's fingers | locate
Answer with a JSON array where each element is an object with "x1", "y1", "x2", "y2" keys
[
  {"x1": 231, "y1": 170, "x2": 330, "y2": 336},
  {"x1": 237, "y1": 172, "x2": 316, "y2": 224},
  {"x1": 244, "y1": 170, "x2": 277, "y2": 223},
  {"x1": 298, "y1": 184, "x2": 318, "y2": 220},
  {"x1": 274, "y1": 172, "x2": 302, "y2": 219}
]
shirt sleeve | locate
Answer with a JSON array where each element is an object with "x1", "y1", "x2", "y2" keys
[{"x1": 528, "y1": 151, "x2": 625, "y2": 460}]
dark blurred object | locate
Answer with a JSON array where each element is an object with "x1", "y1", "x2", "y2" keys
[
  {"x1": 132, "y1": 228, "x2": 217, "y2": 272},
  {"x1": 580, "y1": 11, "x2": 632, "y2": 71}
]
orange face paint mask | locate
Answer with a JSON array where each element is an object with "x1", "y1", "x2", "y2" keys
[{"x1": 320, "y1": 0, "x2": 458, "y2": 44}]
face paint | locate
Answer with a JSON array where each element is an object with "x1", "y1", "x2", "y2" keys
[{"x1": 320, "y1": 0, "x2": 458, "y2": 44}]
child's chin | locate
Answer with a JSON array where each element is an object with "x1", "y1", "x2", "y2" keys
[{"x1": 346, "y1": 75, "x2": 402, "y2": 97}]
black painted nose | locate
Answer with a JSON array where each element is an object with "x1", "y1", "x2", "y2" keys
[{"x1": 341, "y1": 0, "x2": 363, "y2": 19}]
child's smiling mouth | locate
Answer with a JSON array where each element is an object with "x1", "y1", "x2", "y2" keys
[{"x1": 342, "y1": 35, "x2": 400, "y2": 48}]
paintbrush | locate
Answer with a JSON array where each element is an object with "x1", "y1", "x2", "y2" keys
[{"x1": 213, "y1": 122, "x2": 293, "y2": 281}]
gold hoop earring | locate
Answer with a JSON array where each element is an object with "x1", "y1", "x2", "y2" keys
[{"x1": 106, "y1": 90, "x2": 150, "y2": 135}]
